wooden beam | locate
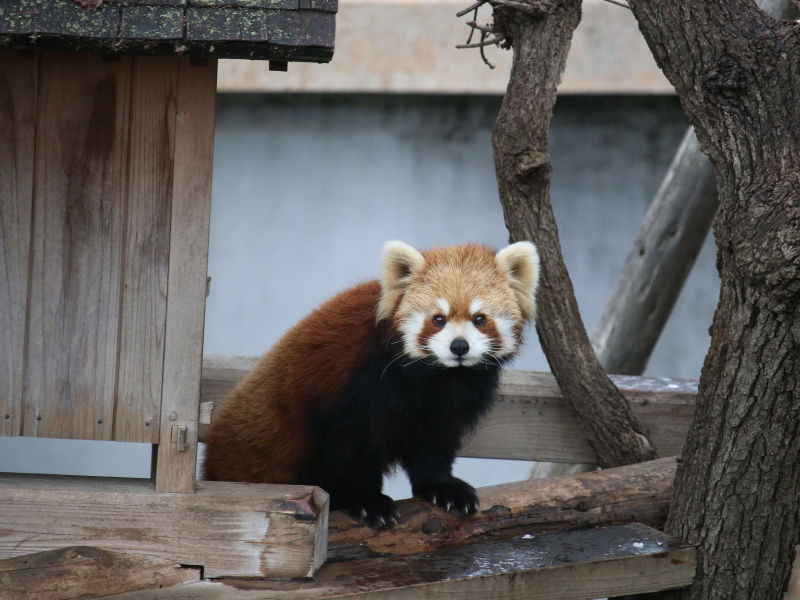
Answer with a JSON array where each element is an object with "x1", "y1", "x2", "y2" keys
[
  {"x1": 155, "y1": 57, "x2": 217, "y2": 494},
  {"x1": 0, "y1": 546, "x2": 200, "y2": 600},
  {"x1": 94, "y1": 524, "x2": 696, "y2": 600},
  {"x1": 327, "y1": 456, "x2": 677, "y2": 562},
  {"x1": 199, "y1": 356, "x2": 697, "y2": 463},
  {"x1": 0, "y1": 473, "x2": 329, "y2": 579},
  {"x1": 590, "y1": 127, "x2": 718, "y2": 376},
  {"x1": 590, "y1": 0, "x2": 796, "y2": 376}
]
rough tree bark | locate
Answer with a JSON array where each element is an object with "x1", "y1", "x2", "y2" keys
[
  {"x1": 620, "y1": 1, "x2": 800, "y2": 598},
  {"x1": 488, "y1": 0, "x2": 658, "y2": 468}
]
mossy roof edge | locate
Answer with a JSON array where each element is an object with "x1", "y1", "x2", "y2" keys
[{"x1": 0, "y1": 0, "x2": 336, "y2": 62}]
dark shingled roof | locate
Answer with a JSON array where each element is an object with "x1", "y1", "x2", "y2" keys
[{"x1": 0, "y1": 0, "x2": 336, "y2": 62}]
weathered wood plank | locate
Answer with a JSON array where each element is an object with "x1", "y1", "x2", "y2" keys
[
  {"x1": 0, "y1": 546, "x2": 200, "y2": 600},
  {"x1": 98, "y1": 524, "x2": 697, "y2": 600},
  {"x1": 327, "y1": 456, "x2": 677, "y2": 562},
  {"x1": 0, "y1": 48, "x2": 37, "y2": 438},
  {"x1": 113, "y1": 56, "x2": 178, "y2": 444},
  {"x1": 155, "y1": 58, "x2": 217, "y2": 493},
  {"x1": 0, "y1": 473, "x2": 329, "y2": 579},
  {"x1": 24, "y1": 51, "x2": 132, "y2": 441},
  {"x1": 198, "y1": 357, "x2": 697, "y2": 463}
]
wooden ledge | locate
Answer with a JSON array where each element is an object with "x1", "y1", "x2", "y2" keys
[
  {"x1": 199, "y1": 355, "x2": 697, "y2": 463},
  {"x1": 0, "y1": 473, "x2": 329, "y2": 579},
  {"x1": 327, "y1": 456, "x2": 678, "y2": 562},
  {"x1": 94, "y1": 524, "x2": 696, "y2": 600}
]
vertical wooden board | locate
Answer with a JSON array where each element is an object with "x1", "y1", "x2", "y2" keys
[
  {"x1": 156, "y1": 58, "x2": 217, "y2": 493},
  {"x1": 24, "y1": 51, "x2": 132, "y2": 440},
  {"x1": 0, "y1": 49, "x2": 37, "y2": 438},
  {"x1": 114, "y1": 56, "x2": 178, "y2": 444}
]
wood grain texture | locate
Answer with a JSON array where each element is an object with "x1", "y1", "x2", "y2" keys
[
  {"x1": 113, "y1": 56, "x2": 178, "y2": 444},
  {"x1": 198, "y1": 360, "x2": 696, "y2": 464},
  {"x1": 0, "y1": 48, "x2": 37, "y2": 438},
  {"x1": 326, "y1": 457, "x2": 677, "y2": 562},
  {"x1": 155, "y1": 58, "x2": 217, "y2": 493},
  {"x1": 0, "y1": 473, "x2": 329, "y2": 579},
  {"x1": 0, "y1": 546, "x2": 200, "y2": 600},
  {"x1": 95, "y1": 524, "x2": 696, "y2": 600},
  {"x1": 24, "y1": 51, "x2": 132, "y2": 441}
]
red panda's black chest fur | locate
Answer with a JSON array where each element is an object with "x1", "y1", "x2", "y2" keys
[{"x1": 299, "y1": 326, "x2": 503, "y2": 512}]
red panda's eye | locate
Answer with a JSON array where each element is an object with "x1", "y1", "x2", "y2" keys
[
  {"x1": 473, "y1": 314, "x2": 487, "y2": 326},
  {"x1": 432, "y1": 315, "x2": 446, "y2": 327}
]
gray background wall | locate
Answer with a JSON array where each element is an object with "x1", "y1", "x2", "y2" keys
[{"x1": 0, "y1": 93, "x2": 720, "y2": 495}]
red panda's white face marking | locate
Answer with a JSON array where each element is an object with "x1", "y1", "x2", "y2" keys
[{"x1": 377, "y1": 241, "x2": 540, "y2": 368}]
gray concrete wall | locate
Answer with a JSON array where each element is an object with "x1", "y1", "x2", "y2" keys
[
  {"x1": 0, "y1": 94, "x2": 720, "y2": 494},
  {"x1": 204, "y1": 94, "x2": 713, "y2": 381}
]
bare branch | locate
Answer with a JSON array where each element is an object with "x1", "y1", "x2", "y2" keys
[
  {"x1": 456, "y1": 0, "x2": 488, "y2": 18},
  {"x1": 456, "y1": 35, "x2": 506, "y2": 48},
  {"x1": 466, "y1": 20, "x2": 496, "y2": 33}
]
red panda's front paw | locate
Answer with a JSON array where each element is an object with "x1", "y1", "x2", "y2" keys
[
  {"x1": 345, "y1": 494, "x2": 400, "y2": 529},
  {"x1": 412, "y1": 477, "x2": 480, "y2": 516}
]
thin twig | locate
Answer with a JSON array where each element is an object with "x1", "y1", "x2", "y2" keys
[
  {"x1": 600, "y1": 0, "x2": 631, "y2": 9},
  {"x1": 467, "y1": 20, "x2": 496, "y2": 33},
  {"x1": 456, "y1": 0, "x2": 488, "y2": 18},
  {"x1": 480, "y1": 39, "x2": 496, "y2": 69},
  {"x1": 456, "y1": 35, "x2": 506, "y2": 49},
  {"x1": 466, "y1": 6, "x2": 479, "y2": 44},
  {"x1": 790, "y1": 0, "x2": 800, "y2": 11}
]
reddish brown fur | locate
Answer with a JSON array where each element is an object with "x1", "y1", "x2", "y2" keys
[{"x1": 203, "y1": 281, "x2": 382, "y2": 484}]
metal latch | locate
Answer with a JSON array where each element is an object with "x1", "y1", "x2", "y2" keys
[{"x1": 171, "y1": 424, "x2": 188, "y2": 452}]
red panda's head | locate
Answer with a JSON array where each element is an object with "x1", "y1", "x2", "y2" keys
[{"x1": 376, "y1": 241, "x2": 540, "y2": 368}]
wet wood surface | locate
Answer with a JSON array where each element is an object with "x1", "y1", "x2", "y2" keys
[
  {"x1": 327, "y1": 457, "x2": 677, "y2": 562},
  {"x1": 98, "y1": 524, "x2": 697, "y2": 600},
  {"x1": 0, "y1": 546, "x2": 200, "y2": 600},
  {"x1": 199, "y1": 356, "x2": 696, "y2": 463},
  {"x1": 0, "y1": 473, "x2": 329, "y2": 579}
]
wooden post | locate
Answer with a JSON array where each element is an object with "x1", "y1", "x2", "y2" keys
[{"x1": 154, "y1": 57, "x2": 217, "y2": 494}]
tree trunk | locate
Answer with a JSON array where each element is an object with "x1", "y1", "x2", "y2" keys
[
  {"x1": 490, "y1": 0, "x2": 658, "y2": 468},
  {"x1": 622, "y1": 1, "x2": 800, "y2": 598}
]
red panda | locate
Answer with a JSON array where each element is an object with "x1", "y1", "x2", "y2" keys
[{"x1": 203, "y1": 241, "x2": 540, "y2": 528}]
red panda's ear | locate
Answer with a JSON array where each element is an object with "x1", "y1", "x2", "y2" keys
[
  {"x1": 495, "y1": 241, "x2": 540, "y2": 322},
  {"x1": 377, "y1": 241, "x2": 426, "y2": 322}
]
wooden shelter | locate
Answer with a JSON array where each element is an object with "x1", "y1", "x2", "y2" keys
[{"x1": 0, "y1": 0, "x2": 335, "y2": 582}]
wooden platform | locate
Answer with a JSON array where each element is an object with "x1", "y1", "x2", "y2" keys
[
  {"x1": 96, "y1": 524, "x2": 696, "y2": 600},
  {"x1": 0, "y1": 473, "x2": 329, "y2": 580}
]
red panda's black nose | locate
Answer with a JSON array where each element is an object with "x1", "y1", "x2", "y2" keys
[{"x1": 450, "y1": 338, "x2": 470, "y2": 357}]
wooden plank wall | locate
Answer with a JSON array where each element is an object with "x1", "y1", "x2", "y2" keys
[
  {"x1": 0, "y1": 51, "x2": 216, "y2": 471},
  {"x1": 0, "y1": 49, "x2": 37, "y2": 438}
]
